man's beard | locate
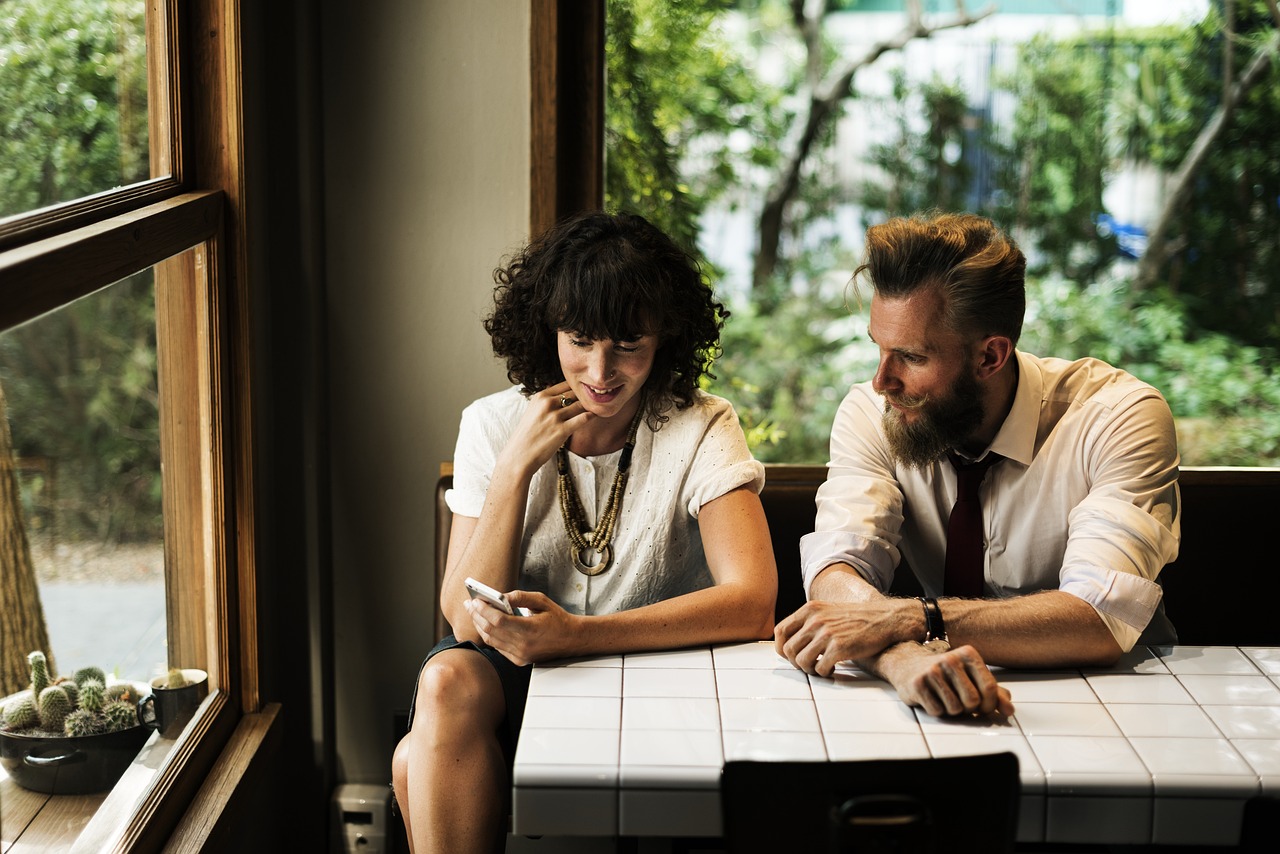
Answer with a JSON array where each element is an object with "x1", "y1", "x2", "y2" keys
[{"x1": 882, "y1": 370, "x2": 985, "y2": 469}]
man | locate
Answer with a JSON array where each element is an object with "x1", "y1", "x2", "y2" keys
[{"x1": 775, "y1": 212, "x2": 1180, "y2": 718}]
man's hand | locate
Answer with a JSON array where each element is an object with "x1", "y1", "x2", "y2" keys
[
  {"x1": 774, "y1": 599, "x2": 914, "y2": 677},
  {"x1": 880, "y1": 642, "x2": 1014, "y2": 718}
]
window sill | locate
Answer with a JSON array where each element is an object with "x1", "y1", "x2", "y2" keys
[{"x1": 1, "y1": 729, "x2": 177, "y2": 851}]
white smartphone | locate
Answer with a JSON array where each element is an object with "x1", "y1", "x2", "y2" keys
[{"x1": 464, "y1": 577, "x2": 530, "y2": 616}]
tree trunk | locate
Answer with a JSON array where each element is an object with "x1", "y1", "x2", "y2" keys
[{"x1": 1, "y1": 378, "x2": 52, "y2": 697}]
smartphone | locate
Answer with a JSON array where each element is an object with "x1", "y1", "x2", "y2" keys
[{"x1": 464, "y1": 577, "x2": 530, "y2": 616}]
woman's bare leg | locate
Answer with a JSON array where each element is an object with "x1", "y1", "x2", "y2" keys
[
  {"x1": 391, "y1": 735, "x2": 416, "y2": 853},
  {"x1": 399, "y1": 649, "x2": 508, "y2": 854}
]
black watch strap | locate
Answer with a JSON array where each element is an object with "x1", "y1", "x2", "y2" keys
[{"x1": 918, "y1": 596, "x2": 947, "y2": 643}]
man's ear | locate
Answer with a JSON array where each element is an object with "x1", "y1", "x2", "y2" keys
[{"x1": 975, "y1": 335, "x2": 1013, "y2": 380}]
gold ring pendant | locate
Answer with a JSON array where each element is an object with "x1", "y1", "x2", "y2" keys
[{"x1": 572, "y1": 544, "x2": 613, "y2": 576}]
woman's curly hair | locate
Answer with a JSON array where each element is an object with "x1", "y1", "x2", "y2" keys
[{"x1": 484, "y1": 211, "x2": 727, "y2": 429}]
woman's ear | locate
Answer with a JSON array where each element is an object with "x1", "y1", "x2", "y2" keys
[{"x1": 975, "y1": 335, "x2": 1013, "y2": 380}]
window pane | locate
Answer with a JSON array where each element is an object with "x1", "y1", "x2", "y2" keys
[
  {"x1": 606, "y1": 0, "x2": 1279, "y2": 466},
  {"x1": 0, "y1": 0, "x2": 151, "y2": 220},
  {"x1": 0, "y1": 268, "x2": 169, "y2": 839}
]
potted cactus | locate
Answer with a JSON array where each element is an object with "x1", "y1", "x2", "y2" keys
[{"x1": 0, "y1": 650, "x2": 150, "y2": 794}]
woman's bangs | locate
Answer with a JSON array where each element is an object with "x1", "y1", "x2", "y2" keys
[{"x1": 545, "y1": 268, "x2": 660, "y2": 341}]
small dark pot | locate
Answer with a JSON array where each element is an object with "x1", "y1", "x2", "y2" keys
[{"x1": 0, "y1": 723, "x2": 150, "y2": 795}]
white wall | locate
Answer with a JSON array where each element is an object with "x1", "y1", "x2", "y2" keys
[{"x1": 321, "y1": 0, "x2": 530, "y2": 782}]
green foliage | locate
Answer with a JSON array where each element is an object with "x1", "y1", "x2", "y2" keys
[
  {"x1": 1, "y1": 0, "x2": 159, "y2": 543},
  {"x1": 860, "y1": 69, "x2": 974, "y2": 220},
  {"x1": 996, "y1": 6, "x2": 1280, "y2": 347},
  {"x1": 993, "y1": 33, "x2": 1117, "y2": 280},
  {"x1": 605, "y1": 0, "x2": 778, "y2": 252},
  {"x1": 713, "y1": 289, "x2": 877, "y2": 462},
  {"x1": 1021, "y1": 276, "x2": 1280, "y2": 465},
  {"x1": 0, "y1": 0, "x2": 149, "y2": 217},
  {"x1": 0, "y1": 272, "x2": 161, "y2": 541}
]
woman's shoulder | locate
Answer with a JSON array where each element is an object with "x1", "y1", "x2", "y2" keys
[
  {"x1": 456, "y1": 386, "x2": 529, "y2": 457},
  {"x1": 460, "y1": 385, "x2": 529, "y2": 422},
  {"x1": 676, "y1": 388, "x2": 739, "y2": 420},
  {"x1": 656, "y1": 389, "x2": 744, "y2": 440}
]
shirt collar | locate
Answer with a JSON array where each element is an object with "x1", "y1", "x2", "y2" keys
[{"x1": 987, "y1": 350, "x2": 1040, "y2": 468}]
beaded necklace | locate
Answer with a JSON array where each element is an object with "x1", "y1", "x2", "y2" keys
[{"x1": 555, "y1": 403, "x2": 644, "y2": 576}]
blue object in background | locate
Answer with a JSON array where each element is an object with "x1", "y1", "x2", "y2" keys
[{"x1": 1095, "y1": 213, "x2": 1147, "y2": 259}]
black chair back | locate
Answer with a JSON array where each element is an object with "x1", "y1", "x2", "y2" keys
[{"x1": 721, "y1": 752, "x2": 1020, "y2": 854}]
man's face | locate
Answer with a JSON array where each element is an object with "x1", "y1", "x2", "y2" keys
[{"x1": 868, "y1": 290, "x2": 984, "y2": 468}]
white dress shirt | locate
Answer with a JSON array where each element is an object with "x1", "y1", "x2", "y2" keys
[
  {"x1": 447, "y1": 386, "x2": 765, "y2": 616},
  {"x1": 800, "y1": 351, "x2": 1181, "y2": 650}
]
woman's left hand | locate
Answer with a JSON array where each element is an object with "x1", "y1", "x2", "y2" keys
[{"x1": 466, "y1": 590, "x2": 579, "y2": 666}]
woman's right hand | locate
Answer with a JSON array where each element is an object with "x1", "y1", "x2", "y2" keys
[
  {"x1": 466, "y1": 590, "x2": 580, "y2": 665},
  {"x1": 496, "y1": 381, "x2": 593, "y2": 477}
]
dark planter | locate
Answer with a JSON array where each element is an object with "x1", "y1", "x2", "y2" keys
[
  {"x1": 0, "y1": 723, "x2": 150, "y2": 795},
  {"x1": 0, "y1": 683, "x2": 152, "y2": 795}
]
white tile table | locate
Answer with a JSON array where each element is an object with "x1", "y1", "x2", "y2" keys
[{"x1": 511, "y1": 643, "x2": 1280, "y2": 846}]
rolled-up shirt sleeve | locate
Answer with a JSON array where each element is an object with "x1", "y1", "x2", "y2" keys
[
  {"x1": 683, "y1": 398, "x2": 765, "y2": 518},
  {"x1": 1058, "y1": 391, "x2": 1181, "y2": 650},
  {"x1": 800, "y1": 386, "x2": 903, "y2": 598}
]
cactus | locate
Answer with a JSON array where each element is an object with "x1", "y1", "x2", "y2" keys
[
  {"x1": 78, "y1": 678, "x2": 106, "y2": 713},
  {"x1": 28, "y1": 651, "x2": 51, "y2": 697},
  {"x1": 38, "y1": 686, "x2": 72, "y2": 732},
  {"x1": 4, "y1": 650, "x2": 144, "y2": 738},
  {"x1": 105, "y1": 682, "x2": 137, "y2": 704},
  {"x1": 64, "y1": 708, "x2": 107, "y2": 737},
  {"x1": 56, "y1": 677, "x2": 79, "y2": 708},
  {"x1": 4, "y1": 693, "x2": 39, "y2": 729},
  {"x1": 73, "y1": 666, "x2": 107, "y2": 689},
  {"x1": 165, "y1": 668, "x2": 190, "y2": 689},
  {"x1": 102, "y1": 701, "x2": 138, "y2": 734}
]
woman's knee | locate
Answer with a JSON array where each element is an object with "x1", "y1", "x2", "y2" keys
[
  {"x1": 391, "y1": 734, "x2": 410, "y2": 788},
  {"x1": 411, "y1": 650, "x2": 504, "y2": 730}
]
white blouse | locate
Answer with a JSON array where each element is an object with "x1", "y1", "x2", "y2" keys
[{"x1": 447, "y1": 386, "x2": 765, "y2": 615}]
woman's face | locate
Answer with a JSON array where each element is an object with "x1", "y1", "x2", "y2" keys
[{"x1": 556, "y1": 329, "x2": 659, "y2": 422}]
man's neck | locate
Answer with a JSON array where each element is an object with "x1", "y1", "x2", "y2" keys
[{"x1": 963, "y1": 353, "x2": 1019, "y2": 455}]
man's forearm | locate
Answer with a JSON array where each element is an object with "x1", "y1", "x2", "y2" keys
[
  {"x1": 929, "y1": 590, "x2": 1122, "y2": 668},
  {"x1": 810, "y1": 565, "x2": 1122, "y2": 668}
]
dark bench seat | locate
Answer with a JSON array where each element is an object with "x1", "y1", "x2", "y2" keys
[{"x1": 435, "y1": 464, "x2": 1280, "y2": 647}]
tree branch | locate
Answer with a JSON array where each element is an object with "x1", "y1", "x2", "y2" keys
[
  {"x1": 1134, "y1": 31, "x2": 1279, "y2": 289},
  {"x1": 754, "y1": 2, "x2": 995, "y2": 292}
]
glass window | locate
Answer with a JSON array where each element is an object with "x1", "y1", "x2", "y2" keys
[
  {"x1": 1, "y1": 272, "x2": 167, "y2": 682},
  {"x1": 0, "y1": 0, "x2": 153, "y2": 221},
  {"x1": 605, "y1": 0, "x2": 1280, "y2": 466},
  {"x1": 1, "y1": 204, "x2": 233, "y2": 849},
  {"x1": 2, "y1": 0, "x2": 250, "y2": 847}
]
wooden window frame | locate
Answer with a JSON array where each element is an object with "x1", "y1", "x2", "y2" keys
[
  {"x1": 530, "y1": 0, "x2": 606, "y2": 236},
  {"x1": 0, "y1": 0, "x2": 264, "y2": 849}
]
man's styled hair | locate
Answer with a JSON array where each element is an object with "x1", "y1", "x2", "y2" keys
[
  {"x1": 856, "y1": 211, "x2": 1027, "y2": 345},
  {"x1": 484, "y1": 210, "x2": 727, "y2": 427}
]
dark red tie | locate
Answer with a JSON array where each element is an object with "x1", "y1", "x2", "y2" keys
[{"x1": 944, "y1": 453, "x2": 1002, "y2": 598}]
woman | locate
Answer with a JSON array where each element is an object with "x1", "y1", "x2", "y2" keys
[{"x1": 391, "y1": 211, "x2": 777, "y2": 854}]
